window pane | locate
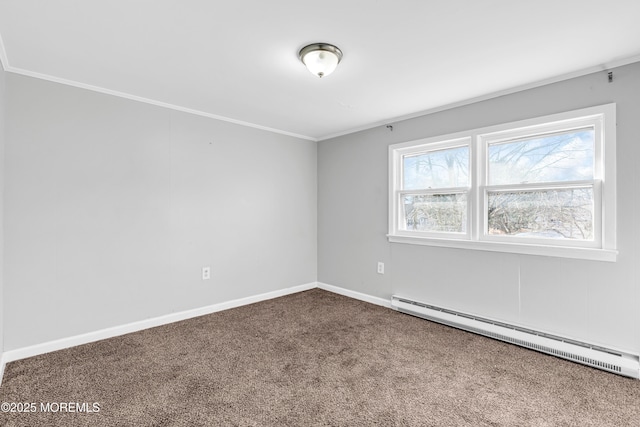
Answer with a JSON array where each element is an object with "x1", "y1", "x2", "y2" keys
[
  {"x1": 488, "y1": 129, "x2": 594, "y2": 185},
  {"x1": 403, "y1": 193, "x2": 467, "y2": 233},
  {"x1": 403, "y1": 146, "x2": 469, "y2": 190},
  {"x1": 487, "y1": 188, "x2": 593, "y2": 240}
]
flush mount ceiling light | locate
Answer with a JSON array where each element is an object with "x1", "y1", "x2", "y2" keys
[{"x1": 298, "y1": 43, "x2": 343, "y2": 78}]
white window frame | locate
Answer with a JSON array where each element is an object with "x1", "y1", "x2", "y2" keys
[
  {"x1": 388, "y1": 104, "x2": 617, "y2": 262},
  {"x1": 392, "y1": 136, "x2": 472, "y2": 240}
]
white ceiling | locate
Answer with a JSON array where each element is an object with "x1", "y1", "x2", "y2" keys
[{"x1": 1, "y1": 1, "x2": 639, "y2": 141}]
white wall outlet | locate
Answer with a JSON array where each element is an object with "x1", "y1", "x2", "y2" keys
[
  {"x1": 377, "y1": 262, "x2": 384, "y2": 274},
  {"x1": 202, "y1": 266, "x2": 211, "y2": 280}
]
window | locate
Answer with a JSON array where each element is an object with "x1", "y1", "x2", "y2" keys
[
  {"x1": 388, "y1": 104, "x2": 617, "y2": 261},
  {"x1": 400, "y1": 139, "x2": 470, "y2": 237}
]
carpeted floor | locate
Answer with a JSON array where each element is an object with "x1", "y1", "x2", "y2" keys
[{"x1": 1, "y1": 288, "x2": 639, "y2": 426}]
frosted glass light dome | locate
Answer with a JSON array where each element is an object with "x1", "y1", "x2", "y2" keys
[{"x1": 299, "y1": 43, "x2": 343, "y2": 78}]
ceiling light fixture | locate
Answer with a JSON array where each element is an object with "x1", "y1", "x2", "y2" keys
[{"x1": 298, "y1": 43, "x2": 343, "y2": 78}]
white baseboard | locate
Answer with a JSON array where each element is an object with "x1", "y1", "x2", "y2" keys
[
  {"x1": 0, "y1": 282, "x2": 316, "y2": 385},
  {"x1": 317, "y1": 282, "x2": 392, "y2": 308},
  {"x1": 0, "y1": 353, "x2": 5, "y2": 388},
  {"x1": 0, "y1": 281, "x2": 389, "y2": 386}
]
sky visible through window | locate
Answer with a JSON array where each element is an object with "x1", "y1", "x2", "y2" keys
[
  {"x1": 402, "y1": 145, "x2": 469, "y2": 190},
  {"x1": 486, "y1": 129, "x2": 596, "y2": 240},
  {"x1": 401, "y1": 129, "x2": 594, "y2": 190},
  {"x1": 400, "y1": 128, "x2": 595, "y2": 238},
  {"x1": 488, "y1": 128, "x2": 594, "y2": 185}
]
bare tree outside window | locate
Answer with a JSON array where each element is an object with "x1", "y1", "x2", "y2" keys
[
  {"x1": 390, "y1": 104, "x2": 615, "y2": 260},
  {"x1": 403, "y1": 194, "x2": 467, "y2": 232},
  {"x1": 402, "y1": 145, "x2": 469, "y2": 233},
  {"x1": 487, "y1": 129, "x2": 594, "y2": 240},
  {"x1": 487, "y1": 188, "x2": 593, "y2": 239},
  {"x1": 400, "y1": 129, "x2": 595, "y2": 239},
  {"x1": 403, "y1": 145, "x2": 469, "y2": 190}
]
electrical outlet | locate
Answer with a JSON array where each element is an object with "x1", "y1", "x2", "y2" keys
[
  {"x1": 377, "y1": 262, "x2": 384, "y2": 274},
  {"x1": 202, "y1": 266, "x2": 211, "y2": 280}
]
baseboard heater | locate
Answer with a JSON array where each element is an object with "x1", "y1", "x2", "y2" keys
[{"x1": 391, "y1": 295, "x2": 640, "y2": 379}]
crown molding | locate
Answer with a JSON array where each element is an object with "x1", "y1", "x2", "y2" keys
[
  {"x1": 0, "y1": 32, "x2": 317, "y2": 142},
  {"x1": 316, "y1": 54, "x2": 640, "y2": 141},
  {"x1": 2, "y1": 30, "x2": 639, "y2": 143},
  {"x1": 7, "y1": 65, "x2": 318, "y2": 141}
]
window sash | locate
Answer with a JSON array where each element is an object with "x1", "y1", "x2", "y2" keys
[
  {"x1": 486, "y1": 127, "x2": 596, "y2": 186},
  {"x1": 388, "y1": 103, "x2": 616, "y2": 261},
  {"x1": 401, "y1": 144, "x2": 470, "y2": 190},
  {"x1": 479, "y1": 180, "x2": 601, "y2": 249},
  {"x1": 396, "y1": 188, "x2": 471, "y2": 238}
]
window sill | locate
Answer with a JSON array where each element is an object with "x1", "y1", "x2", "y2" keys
[{"x1": 387, "y1": 234, "x2": 617, "y2": 262}]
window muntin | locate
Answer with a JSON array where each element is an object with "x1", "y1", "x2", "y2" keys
[
  {"x1": 388, "y1": 104, "x2": 616, "y2": 261},
  {"x1": 395, "y1": 141, "x2": 471, "y2": 238},
  {"x1": 482, "y1": 126, "x2": 598, "y2": 247}
]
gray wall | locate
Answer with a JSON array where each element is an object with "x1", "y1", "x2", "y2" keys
[
  {"x1": 318, "y1": 61, "x2": 640, "y2": 354},
  {"x1": 0, "y1": 61, "x2": 5, "y2": 354},
  {"x1": 4, "y1": 73, "x2": 317, "y2": 351}
]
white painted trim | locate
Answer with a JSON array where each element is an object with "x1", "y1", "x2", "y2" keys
[
  {"x1": 2, "y1": 64, "x2": 317, "y2": 142},
  {"x1": 317, "y1": 282, "x2": 392, "y2": 309},
  {"x1": 0, "y1": 31, "x2": 8, "y2": 72},
  {"x1": 0, "y1": 281, "x2": 392, "y2": 385},
  {"x1": 317, "y1": 55, "x2": 640, "y2": 141},
  {"x1": 0, "y1": 282, "x2": 316, "y2": 385},
  {"x1": 388, "y1": 235, "x2": 618, "y2": 262},
  {"x1": 1, "y1": 27, "x2": 638, "y2": 143},
  {"x1": 388, "y1": 103, "x2": 618, "y2": 262},
  {"x1": 0, "y1": 353, "x2": 6, "y2": 388}
]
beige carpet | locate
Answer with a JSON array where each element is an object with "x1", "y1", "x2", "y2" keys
[{"x1": 1, "y1": 288, "x2": 639, "y2": 426}]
